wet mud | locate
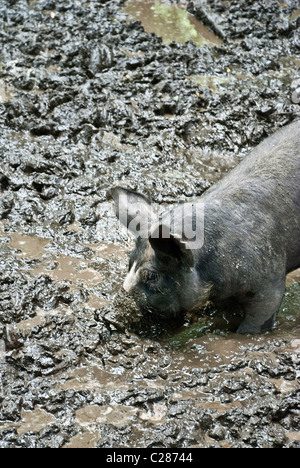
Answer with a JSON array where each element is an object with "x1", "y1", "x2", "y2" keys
[{"x1": 0, "y1": 0, "x2": 300, "y2": 448}]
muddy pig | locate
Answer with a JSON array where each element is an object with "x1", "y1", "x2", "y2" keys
[{"x1": 112, "y1": 120, "x2": 300, "y2": 334}]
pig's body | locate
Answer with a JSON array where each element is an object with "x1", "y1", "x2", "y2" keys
[{"x1": 113, "y1": 120, "x2": 300, "y2": 334}]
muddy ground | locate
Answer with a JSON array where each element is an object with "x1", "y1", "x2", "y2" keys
[{"x1": 0, "y1": 0, "x2": 300, "y2": 448}]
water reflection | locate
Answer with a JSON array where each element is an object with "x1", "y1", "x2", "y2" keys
[
  {"x1": 290, "y1": 9, "x2": 300, "y2": 21},
  {"x1": 123, "y1": 0, "x2": 222, "y2": 46},
  {"x1": 0, "y1": 79, "x2": 13, "y2": 103}
]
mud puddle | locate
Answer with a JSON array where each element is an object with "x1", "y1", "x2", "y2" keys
[
  {"x1": 5, "y1": 225, "x2": 126, "y2": 292},
  {"x1": 0, "y1": 79, "x2": 14, "y2": 104},
  {"x1": 9, "y1": 232, "x2": 50, "y2": 258},
  {"x1": 290, "y1": 9, "x2": 300, "y2": 21},
  {"x1": 32, "y1": 254, "x2": 104, "y2": 287},
  {"x1": 123, "y1": 0, "x2": 222, "y2": 46}
]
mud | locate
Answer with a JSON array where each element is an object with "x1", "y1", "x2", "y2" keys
[{"x1": 0, "y1": 0, "x2": 299, "y2": 448}]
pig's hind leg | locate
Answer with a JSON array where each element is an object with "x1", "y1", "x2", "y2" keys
[{"x1": 236, "y1": 277, "x2": 286, "y2": 334}]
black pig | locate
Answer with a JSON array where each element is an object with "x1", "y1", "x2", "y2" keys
[{"x1": 112, "y1": 121, "x2": 300, "y2": 334}]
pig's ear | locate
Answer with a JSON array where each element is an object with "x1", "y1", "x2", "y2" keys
[
  {"x1": 111, "y1": 187, "x2": 158, "y2": 238},
  {"x1": 149, "y1": 224, "x2": 194, "y2": 267}
]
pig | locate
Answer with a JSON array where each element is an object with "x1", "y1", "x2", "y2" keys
[{"x1": 112, "y1": 120, "x2": 300, "y2": 334}]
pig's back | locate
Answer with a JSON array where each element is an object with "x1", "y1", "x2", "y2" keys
[
  {"x1": 212, "y1": 120, "x2": 300, "y2": 189},
  {"x1": 202, "y1": 120, "x2": 300, "y2": 272}
]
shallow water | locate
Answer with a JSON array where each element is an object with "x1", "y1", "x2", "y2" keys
[
  {"x1": 123, "y1": 0, "x2": 222, "y2": 46},
  {"x1": 0, "y1": 79, "x2": 13, "y2": 103},
  {"x1": 290, "y1": 9, "x2": 300, "y2": 21}
]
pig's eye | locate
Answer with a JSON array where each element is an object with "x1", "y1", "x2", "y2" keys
[
  {"x1": 147, "y1": 271, "x2": 159, "y2": 282},
  {"x1": 142, "y1": 270, "x2": 160, "y2": 283}
]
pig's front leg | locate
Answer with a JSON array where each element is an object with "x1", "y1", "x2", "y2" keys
[{"x1": 236, "y1": 277, "x2": 286, "y2": 334}]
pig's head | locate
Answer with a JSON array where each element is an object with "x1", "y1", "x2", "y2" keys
[{"x1": 112, "y1": 187, "x2": 210, "y2": 323}]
